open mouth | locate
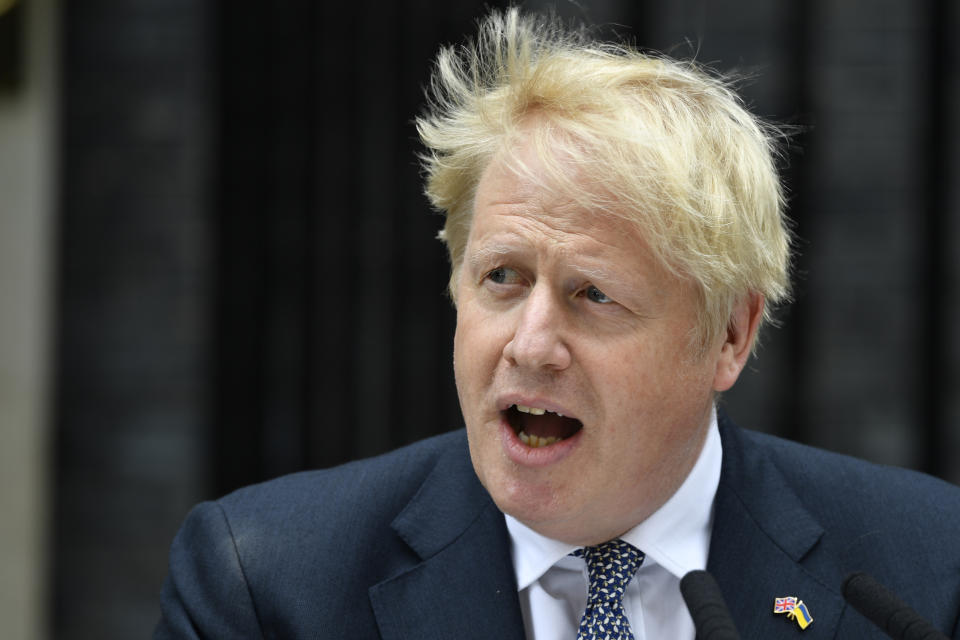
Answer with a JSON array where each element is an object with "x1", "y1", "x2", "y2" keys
[{"x1": 505, "y1": 404, "x2": 583, "y2": 448}]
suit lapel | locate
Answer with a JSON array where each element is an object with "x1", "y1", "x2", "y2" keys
[
  {"x1": 369, "y1": 433, "x2": 525, "y2": 640},
  {"x1": 709, "y1": 414, "x2": 846, "y2": 639}
]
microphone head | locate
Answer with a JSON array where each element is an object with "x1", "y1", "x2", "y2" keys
[
  {"x1": 842, "y1": 572, "x2": 948, "y2": 640},
  {"x1": 681, "y1": 570, "x2": 741, "y2": 640}
]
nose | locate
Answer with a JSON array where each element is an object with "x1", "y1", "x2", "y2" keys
[{"x1": 502, "y1": 284, "x2": 572, "y2": 371}]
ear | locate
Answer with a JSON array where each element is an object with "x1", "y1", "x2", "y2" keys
[{"x1": 712, "y1": 292, "x2": 765, "y2": 392}]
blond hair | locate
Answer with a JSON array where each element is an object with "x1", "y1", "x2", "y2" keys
[{"x1": 417, "y1": 8, "x2": 791, "y2": 353}]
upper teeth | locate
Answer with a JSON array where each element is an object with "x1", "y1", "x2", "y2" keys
[
  {"x1": 516, "y1": 404, "x2": 545, "y2": 415},
  {"x1": 515, "y1": 404, "x2": 564, "y2": 417}
]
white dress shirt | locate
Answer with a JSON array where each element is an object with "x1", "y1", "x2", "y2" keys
[{"x1": 505, "y1": 409, "x2": 722, "y2": 640}]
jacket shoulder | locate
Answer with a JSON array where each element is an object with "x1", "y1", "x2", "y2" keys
[
  {"x1": 724, "y1": 418, "x2": 960, "y2": 601},
  {"x1": 219, "y1": 428, "x2": 466, "y2": 528},
  {"x1": 156, "y1": 429, "x2": 470, "y2": 638},
  {"x1": 736, "y1": 425, "x2": 960, "y2": 528}
]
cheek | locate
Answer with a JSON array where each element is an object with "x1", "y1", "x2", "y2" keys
[
  {"x1": 453, "y1": 305, "x2": 502, "y2": 398},
  {"x1": 591, "y1": 333, "x2": 713, "y2": 434},
  {"x1": 452, "y1": 326, "x2": 473, "y2": 401},
  {"x1": 593, "y1": 336, "x2": 667, "y2": 405}
]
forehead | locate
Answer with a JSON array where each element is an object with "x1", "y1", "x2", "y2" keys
[
  {"x1": 470, "y1": 143, "x2": 646, "y2": 256},
  {"x1": 467, "y1": 161, "x2": 686, "y2": 317},
  {"x1": 478, "y1": 131, "x2": 591, "y2": 215}
]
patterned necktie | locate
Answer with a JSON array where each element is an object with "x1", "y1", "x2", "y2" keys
[{"x1": 572, "y1": 539, "x2": 645, "y2": 640}]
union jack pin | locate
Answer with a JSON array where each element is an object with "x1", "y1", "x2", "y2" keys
[
  {"x1": 774, "y1": 596, "x2": 813, "y2": 630},
  {"x1": 773, "y1": 596, "x2": 798, "y2": 614}
]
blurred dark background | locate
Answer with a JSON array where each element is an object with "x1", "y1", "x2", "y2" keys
[{"x1": 0, "y1": 0, "x2": 957, "y2": 637}]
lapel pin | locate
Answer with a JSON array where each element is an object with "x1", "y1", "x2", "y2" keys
[{"x1": 773, "y1": 596, "x2": 813, "y2": 630}]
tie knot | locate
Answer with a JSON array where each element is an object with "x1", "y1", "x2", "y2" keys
[{"x1": 573, "y1": 539, "x2": 645, "y2": 603}]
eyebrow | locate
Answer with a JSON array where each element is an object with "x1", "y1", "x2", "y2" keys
[
  {"x1": 466, "y1": 241, "x2": 638, "y2": 292},
  {"x1": 578, "y1": 264, "x2": 648, "y2": 302},
  {"x1": 465, "y1": 242, "x2": 523, "y2": 273},
  {"x1": 577, "y1": 265, "x2": 626, "y2": 286}
]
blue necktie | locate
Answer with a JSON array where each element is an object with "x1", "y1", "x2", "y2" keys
[{"x1": 573, "y1": 539, "x2": 645, "y2": 640}]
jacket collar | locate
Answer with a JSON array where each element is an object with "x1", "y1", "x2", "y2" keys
[
  {"x1": 709, "y1": 411, "x2": 845, "y2": 639},
  {"x1": 368, "y1": 431, "x2": 526, "y2": 640}
]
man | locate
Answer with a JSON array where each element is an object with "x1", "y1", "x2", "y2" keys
[{"x1": 156, "y1": 9, "x2": 960, "y2": 639}]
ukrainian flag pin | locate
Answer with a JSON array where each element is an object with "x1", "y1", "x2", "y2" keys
[
  {"x1": 773, "y1": 596, "x2": 813, "y2": 630},
  {"x1": 788, "y1": 600, "x2": 813, "y2": 630}
]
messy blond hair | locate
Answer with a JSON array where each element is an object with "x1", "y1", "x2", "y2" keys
[{"x1": 417, "y1": 8, "x2": 791, "y2": 353}]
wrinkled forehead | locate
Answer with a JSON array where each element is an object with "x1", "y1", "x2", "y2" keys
[
  {"x1": 460, "y1": 114, "x2": 691, "y2": 289},
  {"x1": 472, "y1": 164, "x2": 636, "y2": 251},
  {"x1": 470, "y1": 142, "x2": 682, "y2": 296},
  {"x1": 479, "y1": 124, "x2": 633, "y2": 232}
]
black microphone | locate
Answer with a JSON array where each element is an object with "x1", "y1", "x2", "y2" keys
[
  {"x1": 680, "y1": 570, "x2": 742, "y2": 639},
  {"x1": 842, "y1": 572, "x2": 949, "y2": 640}
]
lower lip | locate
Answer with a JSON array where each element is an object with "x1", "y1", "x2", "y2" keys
[{"x1": 499, "y1": 416, "x2": 583, "y2": 467}]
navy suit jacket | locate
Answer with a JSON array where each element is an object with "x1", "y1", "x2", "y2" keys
[{"x1": 155, "y1": 414, "x2": 960, "y2": 638}]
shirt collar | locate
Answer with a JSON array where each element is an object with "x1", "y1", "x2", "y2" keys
[{"x1": 505, "y1": 407, "x2": 721, "y2": 590}]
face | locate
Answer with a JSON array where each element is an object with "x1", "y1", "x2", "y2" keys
[{"x1": 453, "y1": 140, "x2": 751, "y2": 545}]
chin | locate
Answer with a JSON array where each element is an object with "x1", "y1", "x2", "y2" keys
[
  {"x1": 486, "y1": 471, "x2": 576, "y2": 531},
  {"x1": 468, "y1": 419, "x2": 589, "y2": 537}
]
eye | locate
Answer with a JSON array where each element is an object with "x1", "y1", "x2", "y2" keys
[
  {"x1": 485, "y1": 266, "x2": 522, "y2": 285},
  {"x1": 585, "y1": 285, "x2": 613, "y2": 304}
]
